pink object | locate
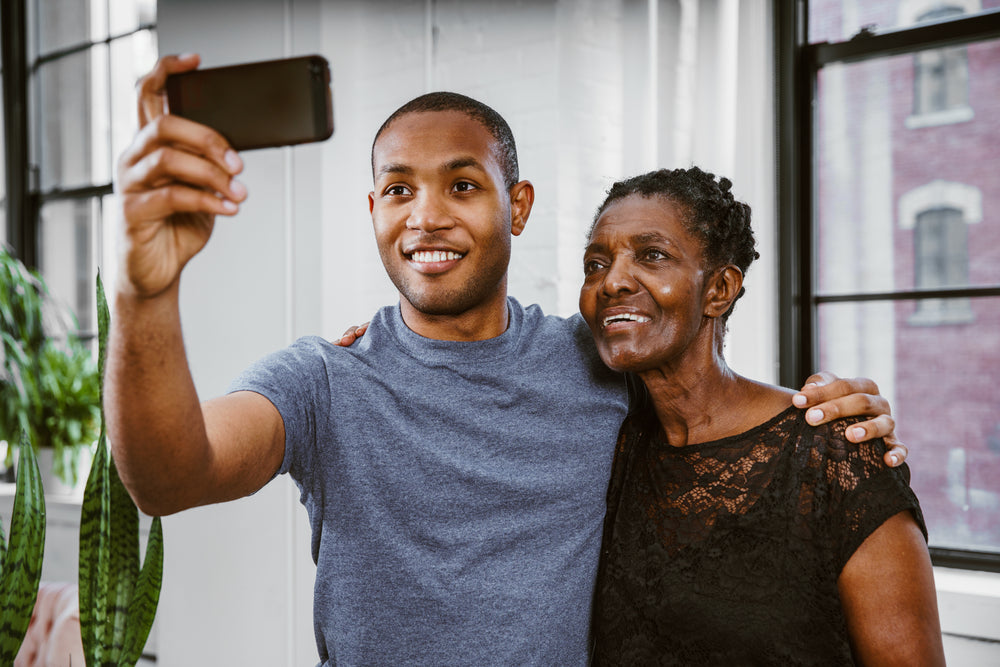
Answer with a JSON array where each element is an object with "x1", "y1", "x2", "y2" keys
[{"x1": 14, "y1": 582, "x2": 85, "y2": 667}]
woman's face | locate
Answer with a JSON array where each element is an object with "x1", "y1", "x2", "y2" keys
[{"x1": 579, "y1": 194, "x2": 711, "y2": 373}]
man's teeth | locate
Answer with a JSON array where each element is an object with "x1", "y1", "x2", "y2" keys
[
  {"x1": 603, "y1": 313, "x2": 650, "y2": 327},
  {"x1": 411, "y1": 250, "x2": 463, "y2": 263}
]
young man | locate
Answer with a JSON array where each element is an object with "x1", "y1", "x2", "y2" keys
[{"x1": 109, "y1": 54, "x2": 904, "y2": 665}]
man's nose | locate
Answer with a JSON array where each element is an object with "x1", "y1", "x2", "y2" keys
[{"x1": 407, "y1": 192, "x2": 455, "y2": 232}]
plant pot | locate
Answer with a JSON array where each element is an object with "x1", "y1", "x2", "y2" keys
[{"x1": 36, "y1": 446, "x2": 92, "y2": 497}]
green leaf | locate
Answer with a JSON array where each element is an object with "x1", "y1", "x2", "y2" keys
[
  {"x1": 97, "y1": 271, "x2": 109, "y2": 407},
  {"x1": 79, "y1": 427, "x2": 112, "y2": 665},
  {"x1": 105, "y1": 452, "x2": 140, "y2": 660},
  {"x1": 78, "y1": 270, "x2": 164, "y2": 667},
  {"x1": 0, "y1": 432, "x2": 47, "y2": 663},
  {"x1": 121, "y1": 517, "x2": 164, "y2": 665}
]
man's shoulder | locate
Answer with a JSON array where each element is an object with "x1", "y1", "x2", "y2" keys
[{"x1": 514, "y1": 299, "x2": 590, "y2": 338}]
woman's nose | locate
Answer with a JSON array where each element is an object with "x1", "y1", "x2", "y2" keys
[{"x1": 602, "y1": 257, "x2": 639, "y2": 296}]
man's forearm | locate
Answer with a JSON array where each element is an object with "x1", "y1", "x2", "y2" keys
[{"x1": 105, "y1": 283, "x2": 213, "y2": 516}]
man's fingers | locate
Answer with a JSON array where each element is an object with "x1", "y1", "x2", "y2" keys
[
  {"x1": 841, "y1": 413, "x2": 896, "y2": 442},
  {"x1": 124, "y1": 144, "x2": 245, "y2": 205},
  {"x1": 804, "y1": 392, "x2": 891, "y2": 426},
  {"x1": 794, "y1": 376, "x2": 881, "y2": 409},
  {"x1": 120, "y1": 114, "x2": 241, "y2": 177},
  {"x1": 137, "y1": 53, "x2": 201, "y2": 127},
  {"x1": 883, "y1": 437, "x2": 908, "y2": 467},
  {"x1": 124, "y1": 185, "x2": 240, "y2": 221}
]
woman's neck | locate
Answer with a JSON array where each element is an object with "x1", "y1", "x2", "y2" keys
[{"x1": 637, "y1": 343, "x2": 792, "y2": 448}]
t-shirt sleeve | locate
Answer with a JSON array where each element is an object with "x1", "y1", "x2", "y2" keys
[
  {"x1": 227, "y1": 336, "x2": 330, "y2": 480},
  {"x1": 820, "y1": 419, "x2": 927, "y2": 572}
]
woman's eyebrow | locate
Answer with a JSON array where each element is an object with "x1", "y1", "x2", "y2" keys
[{"x1": 632, "y1": 231, "x2": 672, "y2": 245}]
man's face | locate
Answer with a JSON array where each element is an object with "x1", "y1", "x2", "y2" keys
[{"x1": 369, "y1": 110, "x2": 527, "y2": 325}]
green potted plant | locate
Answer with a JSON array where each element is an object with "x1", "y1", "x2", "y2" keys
[
  {"x1": 0, "y1": 432, "x2": 46, "y2": 663},
  {"x1": 1, "y1": 247, "x2": 101, "y2": 489},
  {"x1": 79, "y1": 272, "x2": 163, "y2": 666}
]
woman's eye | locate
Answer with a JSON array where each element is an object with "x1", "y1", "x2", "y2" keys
[{"x1": 386, "y1": 185, "x2": 411, "y2": 196}]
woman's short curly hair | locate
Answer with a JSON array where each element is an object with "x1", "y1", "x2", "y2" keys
[{"x1": 590, "y1": 166, "x2": 760, "y2": 320}]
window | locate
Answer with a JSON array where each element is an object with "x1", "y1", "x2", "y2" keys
[
  {"x1": 777, "y1": 2, "x2": 1000, "y2": 569},
  {"x1": 911, "y1": 206, "x2": 973, "y2": 321},
  {"x1": 2, "y1": 0, "x2": 157, "y2": 338},
  {"x1": 911, "y1": 5, "x2": 974, "y2": 125},
  {"x1": 914, "y1": 43, "x2": 968, "y2": 113}
]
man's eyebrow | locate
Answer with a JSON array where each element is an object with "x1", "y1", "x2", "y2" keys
[
  {"x1": 444, "y1": 157, "x2": 486, "y2": 172},
  {"x1": 376, "y1": 163, "x2": 414, "y2": 178}
]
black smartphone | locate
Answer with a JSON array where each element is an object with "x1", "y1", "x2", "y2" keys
[{"x1": 166, "y1": 55, "x2": 334, "y2": 151}]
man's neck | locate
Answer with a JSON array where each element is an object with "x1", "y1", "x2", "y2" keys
[{"x1": 398, "y1": 291, "x2": 511, "y2": 342}]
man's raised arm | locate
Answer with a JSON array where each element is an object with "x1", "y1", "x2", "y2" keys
[{"x1": 106, "y1": 54, "x2": 283, "y2": 516}]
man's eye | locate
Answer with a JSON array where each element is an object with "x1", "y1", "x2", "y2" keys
[
  {"x1": 453, "y1": 181, "x2": 478, "y2": 193},
  {"x1": 386, "y1": 185, "x2": 411, "y2": 196},
  {"x1": 583, "y1": 259, "x2": 605, "y2": 275},
  {"x1": 643, "y1": 248, "x2": 668, "y2": 261}
]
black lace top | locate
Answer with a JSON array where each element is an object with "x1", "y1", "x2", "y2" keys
[{"x1": 592, "y1": 381, "x2": 925, "y2": 666}]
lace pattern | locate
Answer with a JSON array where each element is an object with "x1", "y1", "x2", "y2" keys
[{"x1": 592, "y1": 387, "x2": 925, "y2": 666}]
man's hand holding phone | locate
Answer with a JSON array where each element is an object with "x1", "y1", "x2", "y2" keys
[{"x1": 116, "y1": 53, "x2": 246, "y2": 301}]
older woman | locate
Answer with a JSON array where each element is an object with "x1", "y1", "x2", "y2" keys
[{"x1": 581, "y1": 167, "x2": 944, "y2": 665}]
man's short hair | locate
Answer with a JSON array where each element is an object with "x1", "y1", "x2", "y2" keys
[{"x1": 372, "y1": 92, "x2": 520, "y2": 190}]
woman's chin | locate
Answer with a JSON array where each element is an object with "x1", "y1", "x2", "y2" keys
[{"x1": 598, "y1": 346, "x2": 650, "y2": 374}]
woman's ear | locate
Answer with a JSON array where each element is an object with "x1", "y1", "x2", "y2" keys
[{"x1": 703, "y1": 265, "x2": 744, "y2": 318}]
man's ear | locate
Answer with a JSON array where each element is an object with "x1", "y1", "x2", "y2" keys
[
  {"x1": 368, "y1": 192, "x2": 376, "y2": 215},
  {"x1": 509, "y1": 180, "x2": 534, "y2": 237},
  {"x1": 703, "y1": 265, "x2": 744, "y2": 318}
]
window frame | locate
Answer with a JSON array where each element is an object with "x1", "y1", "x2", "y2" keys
[
  {"x1": 1, "y1": 0, "x2": 155, "y2": 339},
  {"x1": 775, "y1": 2, "x2": 1000, "y2": 573}
]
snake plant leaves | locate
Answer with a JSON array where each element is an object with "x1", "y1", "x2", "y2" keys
[
  {"x1": 78, "y1": 272, "x2": 163, "y2": 666},
  {"x1": 0, "y1": 432, "x2": 46, "y2": 664},
  {"x1": 80, "y1": 428, "x2": 164, "y2": 666},
  {"x1": 121, "y1": 514, "x2": 163, "y2": 665}
]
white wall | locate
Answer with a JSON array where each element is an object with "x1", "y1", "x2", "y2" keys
[
  {"x1": 147, "y1": 2, "x2": 1000, "y2": 664},
  {"x1": 150, "y1": 1, "x2": 778, "y2": 664},
  {"x1": 156, "y1": 1, "x2": 321, "y2": 664}
]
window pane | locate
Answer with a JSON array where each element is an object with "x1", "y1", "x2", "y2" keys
[
  {"x1": 33, "y1": 0, "x2": 108, "y2": 57},
  {"x1": 817, "y1": 298, "x2": 1000, "y2": 553},
  {"x1": 37, "y1": 198, "x2": 98, "y2": 334},
  {"x1": 809, "y1": 0, "x2": 995, "y2": 44},
  {"x1": 0, "y1": 68, "x2": 5, "y2": 249},
  {"x1": 110, "y1": 29, "x2": 158, "y2": 165},
  {"x1": 814, "y1": 38, "x2": 1000, "y2": 296},
  {"x1": 34, "y1": 44, "x2": 111, "y2": 191},
  {"x1": 109, "y1": 0, "x2": 156, "y2": 35}
]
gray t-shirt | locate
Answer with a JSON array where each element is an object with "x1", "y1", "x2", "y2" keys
[{"x1": 230, "y1": 297, "x2": 627, "y2": 665}]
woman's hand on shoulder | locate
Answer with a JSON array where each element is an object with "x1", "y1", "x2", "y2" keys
[
  {"x1": 334, "y1": 321, "x2": 369, "y2": 347},
  {"x1": 792, "y1": 371, "x2": 907, "y2": 467}
]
